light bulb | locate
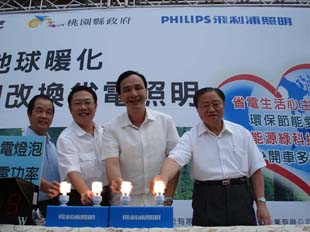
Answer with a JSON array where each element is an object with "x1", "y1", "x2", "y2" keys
[
  {"x1": 92, "y1": 181, "x2": 103, "y2": 196},
  {"x1": 120, "y1": 181, "x2": 132, "y2": 205},
  {"x1": 59, "y1": 181, "x2": 71, "y2": 206},
  {"x1": 154, "y1": 180, "x2": 165, "y2": 196},
  {"x1": 60, "y1": 181, "x2": 71, "y2": 195},
  {"x1": 92, "y1": 181, "x2": 103, "y2": 206},
  {"x1": 120, "y1": 181, "x2": 132, "y2": 196},
  {"x1": 154, "y1": 180, "x2": 165, "y2": 205}
]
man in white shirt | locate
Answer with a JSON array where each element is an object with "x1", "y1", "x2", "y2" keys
[
  {"x1": 151, "y1": 87, "x2": 272, "y2": 226},
  {"x1": 57, "y1": 86, "x2": 110, "y2": 206},
  {"x1": 102, "y1": 70, "x2": 179, "y2": 206}
]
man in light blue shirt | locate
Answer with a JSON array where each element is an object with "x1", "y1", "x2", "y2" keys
[{"x1": 24, "y1": 94, "x2": 60, "y2": 216}]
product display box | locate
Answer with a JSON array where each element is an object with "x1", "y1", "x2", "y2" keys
[
  {"x1": 46, "y1": 206, "x2": 109, "y2": 227},
  {"x1": 109, "y1": 206, "x2": 173, "y2": 228}
]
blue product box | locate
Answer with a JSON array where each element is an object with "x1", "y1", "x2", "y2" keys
[
  {"x1": 46, "y1": 206, "x2": 109, "y2": 227},
  {"x1": 109, "y1": 206, "x2": 173, "y2": 228}
]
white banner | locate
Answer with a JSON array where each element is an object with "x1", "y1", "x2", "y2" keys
[{"x1": 1, "y1": 7, "x2": 309, "y2": 128}]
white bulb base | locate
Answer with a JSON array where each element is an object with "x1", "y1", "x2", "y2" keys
[
  {"x1": 120, "y1": 195, "x2": 130, "y2": 205},
  {"x1": 92, "y1": 195, "x2": 102, "y2": 207},
  {"x1": 59, "y1": 195, "x2": 69, "y2": 206},
  {"x1": 155, "y1": 194, "x2": 165, "y2": 206}
]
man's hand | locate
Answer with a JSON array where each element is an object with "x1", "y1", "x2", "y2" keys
[
  {"x1": 256, "y1": 202, "x2": 272, "y2": 225},
  {"x1": 47, "y1": 181, "x2": 60, "y2": 198},
  {"x1": 111, "y1": 177, "x2": 123, "y2": 193},
  {"x1": 40, "y1": 178, "x2": 60, "y2": 198},
  {"x1": 80, "y1": 190, "x2": 94, "y2": 205}
]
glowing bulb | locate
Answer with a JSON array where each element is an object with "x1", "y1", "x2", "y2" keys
[
  {"x1": 120, "y1": 181, "x2": 132, "y2": 196},
  {"x1": 154, "y1": 180, "x2": 165, "y2": 205},
  {"x1": 59, "y1": 181, "x2": 71, "y2": 206},
  {"x1": 91, "y1": 181, "x2": 103, "y2": 206},
  {"x1": 92, "y1": 181, "x2": 103, "y2": 196},
  {"x1": 60, "y1": 181, "x2": 71, "y2": 195},
  {"x1": 154, "y1": 181, "x2": 165, "y2": 196},
  {"x1": 120, "y1": 181, "x2": 132, "y2": 205}
]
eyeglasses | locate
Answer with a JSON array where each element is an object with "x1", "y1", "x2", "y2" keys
[{"x1": 72, "y1": 100, "x2": 94, "y2": 107}]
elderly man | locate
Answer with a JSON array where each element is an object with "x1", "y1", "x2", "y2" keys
[
  {"x1": 151, "y1": 87, "x2": 272, "y2": 226},
  {"x1": 25, "y1": 94, "x2": 60, "y2": 216}
]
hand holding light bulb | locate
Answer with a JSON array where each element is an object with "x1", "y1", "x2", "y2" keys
[{"x1": 111, "y1": 177, "x2": 123, "y2": 193}]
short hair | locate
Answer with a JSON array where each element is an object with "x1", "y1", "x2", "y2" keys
[
  {"x1": 116, "y1": 70, "x2": 147, "y2": 94},
  {"x1": 193, "y1": 87, "x2": 225, "y2": 108},
  {"x1": 27, "y1": 94, "x2": 55, "y2": 115},
  {"x1": 67, "y1": 85, "x2": 97, "y2": 107}
]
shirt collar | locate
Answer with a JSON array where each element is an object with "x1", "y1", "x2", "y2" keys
[
  {"x1": 120, "y1": 107, "x2": 155, "y2": 128},
  {"x1": 197, "y1": 121, "x2": 209, "y2": 136},
  {"x1": 71, "y1": 121, "x2": 100, "y2": 137},
  {"x1": 223, "y1": 120, "x2": 234, "y2": 134},
  {"x1": 197, "y1": 119, "x2": 233, "y2": 136},
  {"x1": 24, "y1": 126, "x2": 52, "y2": 142}
]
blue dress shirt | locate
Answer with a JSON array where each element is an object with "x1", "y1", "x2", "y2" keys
[{"x1": 24, "y1": 127, "x2": 61, "y2": 201}]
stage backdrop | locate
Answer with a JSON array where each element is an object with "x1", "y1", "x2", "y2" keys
[{"x1": 0, "y1": 6, "x2": 309, "y2": 226}]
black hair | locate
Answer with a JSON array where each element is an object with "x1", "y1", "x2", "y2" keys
[
  {"x1": 27, "y1": 94, "x2": 55, "y2": 114},
  {"x1": 67, "y1": 85, "x2": 97, "y2": 107},
  {"x1": 193, "y1": 87, "x2": 225, "y2": 108},
  {"x1": 116, "y1": 70, "x2": 147, "y2": 94}
]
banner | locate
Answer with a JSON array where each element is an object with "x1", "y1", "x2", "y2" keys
[
  {"x1": 0, "y1": 136, "x2": 45, "y2": 186},
  {"x1": 1, "y1": 6, "x2": 309, "y2": 225}
]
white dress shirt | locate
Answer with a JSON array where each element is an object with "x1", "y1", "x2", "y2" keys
[
  {"x1": 101, "y1": 107, "x2": 179, "y2": 205},
  {"x1": 169, "y1": 120, "x2": 266, "y2": 181},
  {"x1": 57, "y1": 121, "x2": 109, "y2": 188}
]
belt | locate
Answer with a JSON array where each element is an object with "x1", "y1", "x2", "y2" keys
[{"x1": 195, "y1": 177, "x2": 247, "y2": 186}]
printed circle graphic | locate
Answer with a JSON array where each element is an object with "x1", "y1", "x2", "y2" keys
[{"x1": 28, "y1": 19, "x2": 41, "y2": 28}]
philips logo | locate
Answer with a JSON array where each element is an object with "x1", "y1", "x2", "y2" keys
[{"x1": 161, "y1": 15, "x2": 211, "y2": 24}]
